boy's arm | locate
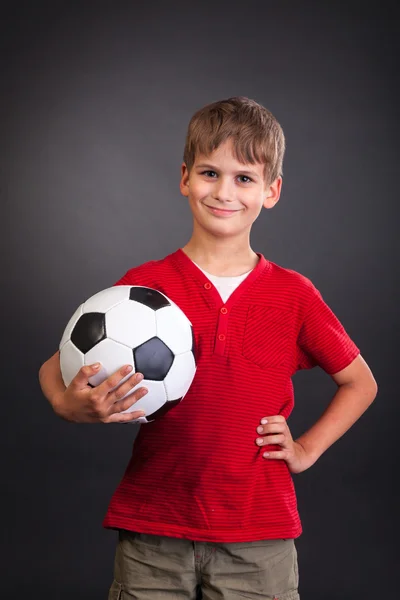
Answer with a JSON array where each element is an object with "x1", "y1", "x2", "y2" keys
[
  {"x1": 255, "y1": 354, "x2": 377, "y2": 473},
  {"x1": 294, "y1": 353, "x2": 377, "y2": 465}
]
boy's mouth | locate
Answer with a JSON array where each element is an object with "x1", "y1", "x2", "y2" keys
[{"x1": 205, "y1": 205, "x2": 241, "y2": 217}]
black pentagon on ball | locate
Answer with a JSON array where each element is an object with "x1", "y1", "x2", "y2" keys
[
  {"x1": 129, "y1": 286, "x2": 170, "y2": 310},
  {"x1": 133, "y1": 336, "x2": 174, "y2": 381},
  {"x1": 71, "y1": 312, "x2": 106, "y2": 354}
]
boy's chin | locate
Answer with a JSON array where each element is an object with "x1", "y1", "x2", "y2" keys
[{"x1": 203, "y1": 223, "x2": 248, "y2": 239}]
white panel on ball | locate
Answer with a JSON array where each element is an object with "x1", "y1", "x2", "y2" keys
[
  {"x1": 106, "y1": 301, "x2": 157, "y2": 348},
  {"x1": 60, "y1": 340, "x2": 85, "y2": 387},
  {"x1": 156, "y1": 304, "x2": 193, "y2": 355},
  {"x1": 59, "y1": 304, "x2": 84, "y2": 350},
  {"x1": 164, "y1": 351, "x2": 196, "y2": 400},
  {"x1": 85, "y1": 338, "x2": 135, "y2": 388},
  {"x1": 120, "y1": 379, "x2": 166, "y2": 415},
  {"x1": 83, "y1": 286, "x2": 130, "y2": 314}
]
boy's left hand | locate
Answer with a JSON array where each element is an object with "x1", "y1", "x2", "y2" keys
[{"x1": 255, "y1": 416, "x2": 316, "y2": 474}]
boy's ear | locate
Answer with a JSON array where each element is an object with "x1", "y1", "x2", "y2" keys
[
  {"x1": 180, "y1": 163, "x2": 190, "y2": 197},
  {"x1": 263, "y1": 176, "x2": 282, "y2": 209}
]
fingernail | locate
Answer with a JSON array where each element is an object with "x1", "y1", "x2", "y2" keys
[
  {"x1": 257, "y1": 426, "x2": 263, "y2": 434},
  {"x1": 256, "y1": 438, "x2": 263, "y2": 445},
  {"x1": 261, "y1": 419, "x2": 268, "y2": 424},
  {"x1": 93, "y1": 363, "x2": 100, "y2": 370},
  {"x1": 263, "y1": 453, "x2": 270, "y2": 458},
  {"x1": 124, "y1": 365, "x2": 133, "y2": 374},
  {"x1": 137, "y1": 373, "x2": 144, "y2": 381}
]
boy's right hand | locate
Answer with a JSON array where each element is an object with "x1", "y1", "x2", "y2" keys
[{"x1": 54, "y1": 363, "x2": 148, "y2": 424}]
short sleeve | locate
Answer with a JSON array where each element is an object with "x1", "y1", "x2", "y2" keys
[
  {"x1": 113, "y1": 272, "x2": 131, "y2": 286},
  {"x1": 296, "y1": 287, "x2": 360, "y2": 374},
  {"x1": 112, "y1": 260, "x2": 157, "y2": 287}
]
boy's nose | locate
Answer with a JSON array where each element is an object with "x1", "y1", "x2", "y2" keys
[{"x1": 212, "y1": 179, "x2": 234, "y2": 203}]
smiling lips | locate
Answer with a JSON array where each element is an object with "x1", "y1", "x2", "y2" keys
[{"x1": 205, "y1": 205, "x2": 241, "y2": 217}]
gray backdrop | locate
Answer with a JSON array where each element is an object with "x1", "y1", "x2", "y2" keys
[{"x1": 1, "y1": 1, "x2": 398, "y2": 598}]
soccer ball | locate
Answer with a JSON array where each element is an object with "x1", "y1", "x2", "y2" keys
[{"x1": 59, "y1": 286, "x2": 196, "y2": 423}]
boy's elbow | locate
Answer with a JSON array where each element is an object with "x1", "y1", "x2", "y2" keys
[
  {"x1": 38, "y1": 351, "x2": 59, "y2": 384},
  {"x1": 357, "y1": 368, "x2": 378, "y2": 407},
  {"x1": 332, "y1": 354, "x2": 378, "y2": 404},
  {"x1": 39, "y1": 357, "x2": 49, "y2": 378},
  {"x1": 38, "y1": 361, "x2": 47, "y2": 389},
  {"x1": 368, "y1": 374, "x2": 378, "y2": 403}
]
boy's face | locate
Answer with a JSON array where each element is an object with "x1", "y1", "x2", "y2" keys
[{"x1": 180, "y1": 139, "x2": 281, "y2": 240}]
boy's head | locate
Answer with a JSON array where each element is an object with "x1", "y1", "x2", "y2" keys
[
  {"x1": 180, "y1": 97, "x2": 285, "y2": 241},
  {"x1": 183, "y1": 96, "x2": 285, "y2": 186}
]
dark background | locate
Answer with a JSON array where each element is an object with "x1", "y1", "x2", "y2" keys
[{"x1": 1, "y1": 1, "x2": 398, "y2": 598}]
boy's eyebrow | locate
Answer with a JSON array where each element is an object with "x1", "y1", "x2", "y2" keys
[{"x1": 195, "y1": 163, "x2": 260, "y2": 178}]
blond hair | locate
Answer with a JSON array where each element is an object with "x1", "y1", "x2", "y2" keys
[{"x1": 183, "y1": 96, "x2": 285, "y2": 184}]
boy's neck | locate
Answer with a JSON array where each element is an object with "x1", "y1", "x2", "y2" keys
[{"x1": 181, "y1": 236, "x2": 259, "y2": 277}]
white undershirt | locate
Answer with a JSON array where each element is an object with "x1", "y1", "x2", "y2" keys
[{"x1": 193, "y1": 262, "x2": 253, "y2": 303}]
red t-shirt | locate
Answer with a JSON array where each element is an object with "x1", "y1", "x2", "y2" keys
[{"x1": 102, "y1": 249, "x2": 359, "y2": 542}]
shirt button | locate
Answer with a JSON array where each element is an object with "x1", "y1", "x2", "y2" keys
[
  {"x1": 220, "y1": 307, "x2": 228, "y2": 314},
  {"x1": 218, "y1": 334, "x2": 226, "y2": 341},
  {"x1": 204, "y1": 282, "x2": 212, "y2": 290}
]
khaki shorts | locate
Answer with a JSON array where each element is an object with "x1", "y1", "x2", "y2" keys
[{"x1": 108, "y1": 530, "x2": 300, "y2": 600}]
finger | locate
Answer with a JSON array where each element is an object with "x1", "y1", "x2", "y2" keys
[
  {"x1": 255, "y1": 434, "x2": 285, "y2": 447},
  {"x1": 260, "y1": 415, "x2": 286, "y2": 425},
  {"x1": 256, "y1": 423, "x2": 286, "y2": 435},
  {"x1": 262, "y1": 450, "x2": 287, "y2": 460},
  {"x1": 97, "y1": 364, "x2": 135, "y2": 398},
  {"x1": 109, "y1": 386, "x2": 149, "y2": 414},
  {"x1": 107, "y1": 409, "x2": 147, "y2": 424},
  {"x1": 71, "y1": 363, "x2": 102, "y2": 390},
  {"x1": 111, "y1": 372, "x2": 146, "y2": 403}
]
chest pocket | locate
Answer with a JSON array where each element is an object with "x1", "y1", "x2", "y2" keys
[{"x1": 242, "y1": 305, "x2": 294, "y2": 369}]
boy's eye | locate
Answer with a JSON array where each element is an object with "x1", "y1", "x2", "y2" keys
[
  {"x1": 201, "y1": 170, "x2": 252, "y2": 183},
  {"x1": 238, "y1": 175, "x2": 252, "y2": 183}
]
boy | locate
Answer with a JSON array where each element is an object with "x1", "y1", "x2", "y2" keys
[{"x1": 39, "y1": 97, "x2": 377, "y2": 599}]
